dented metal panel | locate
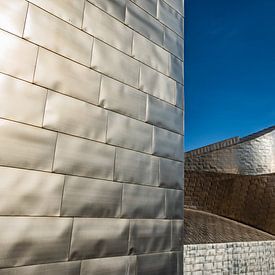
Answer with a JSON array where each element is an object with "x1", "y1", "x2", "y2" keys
[
  {"x1": 169, "y1": 54, "x2": 184, "y2": 84},
  {"x1": 53, "y1": 133, "x2": 115, "y2": 180},
  {"x1": 43, "y1": 91, "x2": 107, "y2": 142},
  {"x1": 164, "y1": 27, "x2": 184, "y2": 59},
  {"x1": 61, "y1": 176, "x2": 122, "y2": 218},
  {"x1": 176, "y1": 82, "x2": 184, "y2": 109},
  {"x1": 164, "y1": 0, "x2": 184, "y2": 15},
  {"x1": 107, "y1": 111, "x2": 153, "y2": 153},
  {"x1": 166, "y1": 189, "x2": 184, "y2": 219},
  {"x1": 70, "y1": 218, "x2": 130, "y2": 260},
  {"x1": 121, "y1": 184, "x2": 165, "y2": 218}
]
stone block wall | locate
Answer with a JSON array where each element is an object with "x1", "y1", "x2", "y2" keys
[{"x1": 0, "y1": 0, "x2": 184, "y2": 274}]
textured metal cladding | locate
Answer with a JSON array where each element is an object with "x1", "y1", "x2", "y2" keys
[
  {"x1": 80, "y1": 256, "x2": 136, "y2": 275},
  {"x1": 172, "y1": 220, "x2": 184, "y2": 250},
  {"x1": 121, "y1": 184, "x2": 165, "y2": 218},
  {"x1": 176, "y1": 82, "x2": 184, "y2": 109},
  {"x1": 164, "y1": 0, "x2": 184, "y2": 15},
  {"x1": 53, "y1": 133, "x2": 115, "y2": 180},
  {"x1": 0, "y1": 0, "x2": 28, "y2": 36},
  {"x1": 61, "y1": 176, "x2": 122, "y2": 218},
  {"x1": 43, "y1": 91, "x2": 107, "y2": 142},
  {"x1": 0, "y1": 167, "x2": 64, "y2": 216},
  {"x1": 169, "y1": 54, "x2": 184, "y2": 84},
  {"x1": 164, "y1": 26, "x2": 184, "y2": 58},
  {"x1": 99, "y1": 76, "x2": 147, "y2": 121},
  {"x1": 0, "y1": 217, "x2": 73, "y2": 268},
  {"x1": 70, "y1": 218, "x2": 130, "y2": 260},
  {"x1": 34, "y1": 48, "x2": 101, "y2": 105},
  {"x1": 0, "y1": 73, "x2": 47, "y2": 127},
  {"x1": 131, "y1": 0, "x2": 157, "y2": 16},
  {"x1": 166, "y1": 189, "x2": 184, "y2": 219}
]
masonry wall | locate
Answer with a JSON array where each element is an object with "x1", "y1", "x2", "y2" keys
[{"x1": 0, "y1": 1, "x2": 184, "y2": 274}]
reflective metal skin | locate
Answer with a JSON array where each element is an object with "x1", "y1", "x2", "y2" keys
[{"x1": 0, "y1": 0, "x2": 184, "y2": 274}]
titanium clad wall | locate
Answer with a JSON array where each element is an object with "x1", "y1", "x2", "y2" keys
[{"x1": 0, "y1": 0, "x2": 184, "y2": 273}]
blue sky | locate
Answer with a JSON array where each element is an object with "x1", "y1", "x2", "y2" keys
[{"x1": 185, "y1": 0, "x2": 275, "y2": 151}]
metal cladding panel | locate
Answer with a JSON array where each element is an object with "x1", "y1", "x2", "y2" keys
[
  {"x1": 169, "y1": 54, "x2": 184, "y2": 84},
  {"x1": 61, "y1": 176, "x2": 122, "y2": 218},
  {"x1": 159, "y1": 158, "x2": 183, "y2": 189},
  {"x1": 80, "y1": 256, "x2": 136, "y2": 275},
  {"x1": 107, "y1": 111, "x2": 153, "y2": 154},
  {"x1": 27, "y1": 0, "x2": 85, "y2": 28},
  {"x1": 166, "y1": 189, "x2": 183, "y2": 219},
  {"x1": 0, "y1": 73, "x2": 47, "y2": 127},
  {"x1": 83, "y1": 2, "x2": 132, "y2": 55},
  {"x1": 153, "y1": 126, "x2": 183, "y2": 161},
  {"x1": 176, "y1": 82, "x2": 184, "y2": 109},
  {"x1": 146, "y1": 95, "x2": 183, "y2": 134},
  {"x1": 34, "y1": 48, "x2": 100, "y2": 105},
  {"x1": 0, "y1": 119, "x2": 57, "y2": 172},
  {"x1": 24, "y1": 4, "x2": 93, "y2": 66},
  {"x1": 0, "y1": 30, "x2": 38, "y2": 82},
  {"x1": 0, "y1": 167, "x2": 64, "y2": 216},
  {"x1": 114, "y1": 148, "x2": 159, "y2": 186},
  {"x1": 121, "y1": 184, "x2": 165, "y2": 218},
  {"x1": 99, "y1": 76, "x2": 146, "y2": 121},
  {"x1": 139, "y1": 64, "x2": 175, "y2": 105},
  {"x1": 171, "y1": 220, "x2": 184, "y2": 250},
  {"x1": 0, "y1": 0, "x2": 28, "y2": 36},
  {"x1": 158, "y1": 0, "x2": 184, "y2": 37},
  {"x1": 43, "y1": 91, "x2": 107, "y2": 142},
  {"x1": 132, "y1": 31, "x2": 169, "y2": 75},
  {"x1": 131, "y1": 0, "x2": 157, "y2": 16},
  {"x1": 164, "y1": 0, "x2": 184, "y2": 15},
  {"x1": 164, "y1": 27, "x2": 184, "y2": 59},
  {"x1": 129, "y1": 219, "x2": 171, "y2": 254},
  {"x1": 0, "y1": 217, "x2": 72, "y2": 268},
  {"x1": 87, "y1": 0, "x2": 126, "y2": 21},
  {"x1": 70, "y1": 218, "x2": 130, "y2": 260},
  {"x1": 91, "y1": 39, "x2": 140, "y2": 88},
  {"x1": 53, "y1": 133, "x2": 115, "y2": 180},
  {"x1": 0, "y1": 261, "x2": 81, "y2": 275},
  {"x1": 126, "y1": 1, "x2": 164, "y2": 45}
]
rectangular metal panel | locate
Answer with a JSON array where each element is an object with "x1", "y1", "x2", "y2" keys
[
  {"x1": 81, "y1": 256, "x2": 136, "y2": 275},
  {"x1": 107, "y1": 111, "x2": 152, "y2": 153},
  {"x1": 0, "y1": 166, "x2": 64, "y2": 216},
  {"x1": 121, "y1": 184, "x2": 165, "y2": 218},
  {"x1": 99, "y1": 76, "x2": 146, "y2": 121},
  {"x1": 28, "y1": 0, "x2": 85, "y2": 28},
  {"x1": 43, "y1": 91, "x2": 107, "y2": 142},
  {"x1": 165, "y1": 189, "x2": 183, "y2": 219},
  {"x1": 176, "y1": 82, "x2": 184, "y2": 109},
  {"x1": 129, "y1": 219, "x2": 171, "y2": 254},
  {"x1": 0, "y1": 73, "x2": 47, "y2": 127},
  {"x1": 125, "y1": 1, "x2": 164, "y2": 45},
  {"x1": 159, "y1": 158, "x2": 183, "y2": 189},
  {"x1": 70, "y1": 218, "x2": 129, "y2": 260},
  {"x1": 114, "y1": 148, "x2": 159, "y2": 186},
  {"x1": 132, "y1": 32, "x2": 169, "y2": 75},
  {"x1": 146, "y1": 95, "x2": 183, "y2": 134},
  {"x1": 158, "y1": 0, "x2": 184, "y2": 37},
  {"x1": 83, "y1": 2, "x2": 132, "y2": 55},
  {"x1": 91, "y1": 39, "x2": 139, "y2": 88},
  {"x1": 153, "y1": 126, "x2": 183, "y2": 161},
  {"x1": 53, "y1": 133, "x2": 115, "y2": 180},
  {"x1": 0, "y1": 217, "x2": 72, "y2": 268},
  {"x1": 170, "y1": 252, "x2": 183, "y2": 275},
  {"x1": 164, "y1": 27, "x2": 183, "y2": 59},
  {"x1": 0, "y1": 0, "x2": 28, "y2": 36},
  {"x1": 87, "y1": 0, "x2": 126, "y2": 21},
  {"x1": 61, "y1": 176, "x2": 122, "y2": 218},
  {"x1": 137, "y1": 253, "x2": 173, "y2": 275},
  {"x1": 34, "y1": 48, "x2": 101, "y2": 104},
  {"x1": 0, "y1": 261, "x2": 81, "y2": 275},
  {"x1": 164, "y1": 0, "x2": 184, "y2": 15},
  {"x1": 171, "y1": 220, "x2": 183, "y2": 250},
  {"x1": 24, "y1": 4, "x2": 93, "y2": 66},
  {"x1": 139, "y1": 64, "x2": 175, "y2": 105},
  {"x1": 169, "y1": 54, "x2": 184, "y2": 84},
  {"x1": 0, "y1": 119, "x2": 57, "y2": 172},
  {"x1": 131, "y1": 0, "x2": 157, "y2": 16},
  {"x1": 0, "y1": 29, "x2": 38, "y2": 82}
]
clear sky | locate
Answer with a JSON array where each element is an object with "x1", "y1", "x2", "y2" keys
[{"x1": 185, "y1": 0, "x2": 275, "y2": 151}]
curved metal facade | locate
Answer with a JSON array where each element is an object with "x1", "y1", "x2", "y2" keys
[{"x1": 0, "y1": 1, "x2": 184, "y2": 274}]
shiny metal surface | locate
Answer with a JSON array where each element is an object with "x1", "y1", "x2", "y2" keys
[
  {"x1": 166, "y1": 189, "x2": 184, "y2": 219},
  {"x1": 176, "y1": 82, "x2": 184, "y2": 109},
  {"x1": 43, "y1": 91, "x2": 107, "y2": 142},
  {"x1": 0, "y1": 73, "x2": 47, "y2": 127},
  {"x1": 131, "y1": 0, "x2": 157, "y2": 16},
  {"x1": 70, "y1": 218, "x2": 129, "y2": 260},
  {"x1": 61, "y1": 176, "x2": 122, "y2": 217},
  {"x1": 164, "y1": 0, "x2": 184, "y2": 15},
  {"x1": 172, "y1": 220, "x2": 184, "y2": 250},
  {"x1": 121, "y1": 184, "x2": 165, "y2": 218},
  {"x1": 169, "y1": 54, "x2": 184, "y2": 84},
  {"x1": 164, "y1": 26, "x2": 184, "y2": 59},
  {"x1": 107, "y1": 111, "x2": 153, "y2": 153},
  {"x1": 0, "y1": 217, "x2": 72, "y2": 268}
]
